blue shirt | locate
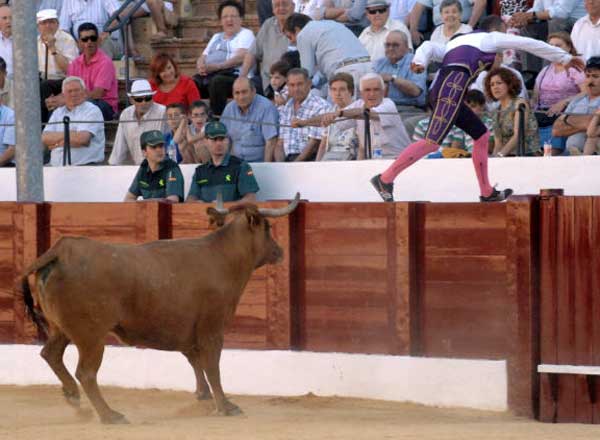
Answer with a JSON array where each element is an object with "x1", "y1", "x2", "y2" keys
[
  {"x1": 296, "y1": 20, "x2": 369, "y2": 79},
  {"x1": 0, "y1": 105, "x2": 15, "y2": 164},
  {"x1": 164, "y1": 132, "x2": 183, "y2": 164},
  {"x1": 373, "y1": 53, "x2": 426, "y2": 108},
  {"x1": 221, "y1": 94, "x2": 279, "y2": 162}
]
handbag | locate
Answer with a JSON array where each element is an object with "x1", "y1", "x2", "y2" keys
[{"x1": 534, "y1": 110, "x2": 559, "y2": 128}]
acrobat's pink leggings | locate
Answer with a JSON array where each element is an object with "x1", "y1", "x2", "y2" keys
[{"x1": 380, "y1": 132, "x2": 493, "y2": 197}]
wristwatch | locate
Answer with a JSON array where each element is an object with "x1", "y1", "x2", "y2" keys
[
  {"x1": 389, "y1": 75, "x2": 397, "y2": 84},
  {"x1": 531, "y1": 11, "x2": 537, "y2": 22}
]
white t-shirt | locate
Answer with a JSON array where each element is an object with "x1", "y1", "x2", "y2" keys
[
  {"x1": 429, "y1": 23, "x2": 473, "y2": 45},
  {"x1": 203, "y1": 28, "x2": 255, "y2": 59}
]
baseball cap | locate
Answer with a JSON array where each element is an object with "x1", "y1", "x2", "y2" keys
[
  {"x1": 204, "y1": 121, "x2": 228, "y2": 138},
  {"x1": 127, "y1": 79, "x2": 156, "y2": 97},
  {"x1": 37, "y1": 9, "x2": 59, "y2": 23},
  {"x1": 140, "y1": 130, "x2": 165, "y2": 148}
]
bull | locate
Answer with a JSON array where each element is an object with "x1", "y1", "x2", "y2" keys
[{"x1": 20, "y1": 194, "x2": 300, "y2": 424}]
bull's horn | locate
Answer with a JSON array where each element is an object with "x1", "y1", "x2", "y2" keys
[
  {"x1": 258, "y1": 193, "x2": 301, "y2": 217},
  {"x1": 214, "y1": 191, "x2": 229, "y2": 214}
]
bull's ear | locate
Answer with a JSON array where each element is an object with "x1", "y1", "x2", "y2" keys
[
  {"x1": 207, "y1": 207, "x2": 226, "y2": 227},
  {"x1": 245, "y1": 210, "x2": 261, "y2": 229}
]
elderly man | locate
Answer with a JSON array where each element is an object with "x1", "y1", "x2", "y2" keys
[
  {"x1": 0, "y1": 66, "x2": 14, "y2": 167},
  {"x1": 186, "y1": 121, "x2": 260, "y2": 204},
  {"x1": 109, "y1": 79, "x2": 167, "y2": 165},
  {"x1": 240, "y1": 0, "x2": 294, "y2": 92},
  {"x1": 221, "y1": 77, "x2": 279, "y2": 162},
  {"x1": 0, "y1": 4, "x2": 11, "y2": 77},
  {"x1": 321, "y1": 73, "x2": 410, "y2": 159},
  {"x1": 60, "y1": 0, "x2": 121, "y2": 59},
  {"x1": 409, "y1": 0, "x2": 485, "y2": 46},
  {"x1": 283, "y1": 13, "x2": 371, "y2": 96},
  {"x1": 124, "y1": 129, "x2": 184, "y2": 202},
  {"x1": 278, "y1": 68, "x2": 333, "y2": 161},
  {"x1": 359, "y1": 0, "x2": 412, "y2": 61},
  {"x1": 373, "y1": 30, "x2": 426, "y2": 113},
  {"x1": 42, "y1": 76, "x2": 106, "y2": 167},
  {"x1": 47, "y1": 22, "x2": 118, "y2": 121},
  {"x1": 551, "y1": 56, "x2": 600, "y2": 155},
  {"x1": 571, "y1": 0, "x2": 600, "y2": 61},
  {"x1": 37, "y1": 9, "x2": 79, "y2": 122}
]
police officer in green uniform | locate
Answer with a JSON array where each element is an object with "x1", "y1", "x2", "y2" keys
[
  {"x1": 124, "y1": 130, "x2": 185, "y2": 202},
  {"x1": 186, "y1": 122, "x2": 259, "y2": 203}
]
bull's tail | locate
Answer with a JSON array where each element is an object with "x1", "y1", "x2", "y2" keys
[{"x1": 19, "y1": 247, "x2": 61, "y2": 337}]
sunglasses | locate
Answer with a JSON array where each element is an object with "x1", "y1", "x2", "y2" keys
[
  {"x1": 367, "y1": 7, "x2": 388, "y2": 14},
  {"x1": 210, "y1": 136, "x2": 226, "y2": 141},
  {"x1": 133, "y1": 95, "x2": 153, "y2": 103},
  {"x1": 80, "y1": 35, "x2": 98, "y2": 43}
]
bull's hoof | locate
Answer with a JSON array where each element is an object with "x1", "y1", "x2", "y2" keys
[
  {"x1": 63, "y1": 391, "x2": 81, "y2": 408},
  {"x1": 196, "y1": 390, "x2": 212, "y2": 401},
  {"x1": 214, "y1": 400, "x2": 243, "y2": 416},
  {"x1": 101, "y1": 410, "x2": 130, "y2": 425}
]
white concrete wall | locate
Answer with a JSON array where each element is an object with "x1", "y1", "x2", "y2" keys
[
  {"x1": 2, "y1": 156, "x2": 599, "y2": 203},
  {"x1": 0, "y1": 345, "x2": 507, "y2": 411}
]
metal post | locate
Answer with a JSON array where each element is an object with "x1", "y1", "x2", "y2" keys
[
  {"x1": 363, "y1": 108, "x2": 371, "y2": 159},
  {"x1": 12, "y1": 1, "x2": 44, "y2": 201},
  {"x1": 62, "y1": 116, "x2": 71, "y2": 166},
  {"x1": 517, "y1": 103, "x2": 526, "y2": 157}
]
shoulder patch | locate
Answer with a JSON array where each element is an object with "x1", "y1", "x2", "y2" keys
[{"x1": 247, "y1": 169, "x2": 254, "y2": 176}]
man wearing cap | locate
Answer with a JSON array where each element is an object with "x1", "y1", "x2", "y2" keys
[
  {"x1": 186, "y1": 121, "x2": 259, "y2": 203},
  {"x1": 109, "y1": 79, "x2": 167, "y2": 165},
  {"x1": 124, "y1": 129, "x2": 184, "y2": 202},
  {"x1": 359, "y1": 0, "x2": 411, "y2": 62},
  {"x1": 283, "y1": 13, "x2": 372, "y2": 97},
  {"x1": 37, "y1": 9, "x2": 79, "y2": 122}
]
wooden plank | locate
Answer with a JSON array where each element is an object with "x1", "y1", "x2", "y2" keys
[
  {"x1": 0, "y1": 321, "x2": 14, "y2": 343},
  {"x1": 593, "y1": 198, "x2": 600, "y2": 424},
  {"x1": 304, "y1": 228, "x2": 388, "y2": 256},
  {"x1": 538, "y1": 193, "x2": 560, "y2": 423},
  {"x1": 539, "y1": 364, "x2": 600, "y2": 375},
  {"x1": 422, "y1": 203, "x2": 507, "y2": 229},
  {"x1": 290, "y1": 201, "x2": 306, "y2": 350},
  {"x1": 422, "y1": 255, "x2": 507, "y2": 283},
  {"x1": 303, "y1": 203, "x2": 389, "y2": 229},
  {"x1": 423, "y1": 228, "x2": 507, "y2": 256},
  {"x1": 49, "y1": 203, "x2": 138, "y2": 227},
  {"x1": 574, "y1": 197, "x2": 594, "y2": 423},
  {"x1": 505, "y1": 196, "x2": 539, "y2": 418},
  {"x1": 556, "y1": 197, "x2": 576, "y2": 423}
]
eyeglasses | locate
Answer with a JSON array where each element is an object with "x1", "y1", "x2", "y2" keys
[
  {"x1": 367, "y1": 7, "x2": 388, "y2": 14},
  {"x1": 133, "y1": 95, "x2": 153, "y2": 103},
  {"x1": 146, "y1": 144, "x2": 165, "y2": 149},
  {"x1": 384, "y1": 42, "x2": 401, "y2": 48},
  {"x1": 210, "y1": 136, "x2": 226, "y2": 141},
  {"x1": 80, "y1": 35, "x2": 98, "y2": 43}
]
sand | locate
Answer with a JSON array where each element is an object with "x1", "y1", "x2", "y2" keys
[{"x1": 1, "y1": 385, "x2": 599, "y2": 440}]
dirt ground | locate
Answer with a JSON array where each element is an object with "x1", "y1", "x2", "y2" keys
[{"x1": 1, "y1": 385, "x2": 599, "y2": 440}]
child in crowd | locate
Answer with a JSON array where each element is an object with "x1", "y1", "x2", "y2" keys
[
  {"x1": 185, "y1": 100, "x2": 211, "y2": 163},
  {"x1": 265, "y1": 61, "x2": 290, "y2": 107},
  {"x1": 464, "y1": 89, "x2": 495, "y2": 153},
  {"x1": 164, "y1": 103, "x2": 188, "y2": 163}
]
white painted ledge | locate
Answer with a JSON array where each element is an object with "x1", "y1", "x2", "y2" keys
[
  {"x1": 0, "y1": 345, "x2": 507, "y2": 411},
  {"x1": 538, "y1": 364, "x2": 600, "y2": 375}
]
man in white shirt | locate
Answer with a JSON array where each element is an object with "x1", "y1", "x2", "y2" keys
[
  {"x1": 42, "y1": 76, "x2": 106, "y2": 166},
  {"x1": 109, "y1": 79, "x2": 168, "y2": 165},
  {"x1": 359, "y1": 0, "x2": 412, "y2": 62},
  {"x1": 0, "y1": 5, "x2": 12, "y2": 77},
  {"x1": 37, "y1": 9, "x2": 79, "y2": 122},
  {"x1": 321, "y1": 73, "x2": 411, "y2": 158},
  {"x1": 0, "y1": 84, "x2": 15, "y2": 167},
  {"x1": 571, "y1": 0, "x2": 600, "y2": 61}
]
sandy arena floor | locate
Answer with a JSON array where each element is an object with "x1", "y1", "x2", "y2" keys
[{"x1": 1, "y1": 385, "x2": 599, "y2": 440}]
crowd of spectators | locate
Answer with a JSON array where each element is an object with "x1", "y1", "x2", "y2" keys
[{"x1": 1, "y1": 0, "x2": 600, "y2": 201}]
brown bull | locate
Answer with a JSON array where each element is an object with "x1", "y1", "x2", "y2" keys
[{"x1": 20, "y1": 194, "x2": 299, "y2": 424}]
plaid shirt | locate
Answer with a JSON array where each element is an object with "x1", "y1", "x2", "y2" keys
[{"x1": 279, "y1": 92, "x2": 333, "y2": 156}]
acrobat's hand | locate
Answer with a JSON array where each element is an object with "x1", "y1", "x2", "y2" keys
[
  {"x1": 410, "y1": 62, "x2": 425, "y2": 74},
  {"x1": 565, "y1": 57, "x2": 585, "y2": 72}
]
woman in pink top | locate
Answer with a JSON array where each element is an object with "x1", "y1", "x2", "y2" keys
[
  {"x1": 149, "y1": 53, "x2": 201, "y2": 110},
  {"x1": 531, "y1": 32, "x2": 586, "y2": 147}
]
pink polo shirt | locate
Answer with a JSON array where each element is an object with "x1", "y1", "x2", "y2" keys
[{"x1": 67, "y1": 50, "x2": 118, "y2": 113}]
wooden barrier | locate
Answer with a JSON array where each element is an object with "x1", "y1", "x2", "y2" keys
[
  {"x1": 1, "y1": 195, "x2": 599, "y2": 421},
  {"x1": 539, "y1": 194, "x2": 600, "y2": 424}
]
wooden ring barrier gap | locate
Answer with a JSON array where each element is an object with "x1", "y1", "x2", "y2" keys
[{"x1": 1, "y1": 193, "x2": 599, "y2": 423}]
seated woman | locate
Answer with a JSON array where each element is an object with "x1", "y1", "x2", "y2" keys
[
  {"x1": 193, "y1": 0, "x2": 255, "y2": 116},
  {"x1": 530, "y1": 32, "x2": 586, "y2": 147},
  {"x1": 485, "y1": 67, "x2": 539, "y2": 157},
  {"x1": 429, "y1": 0, "x2": 472, "y2": 45},
  {"x1": 149, "y1": 53, "x2": 200, "y2": 110}
]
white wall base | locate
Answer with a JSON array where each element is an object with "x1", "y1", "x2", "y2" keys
[{"x1": 0, "y1": 345, "x2": 507, "y2": 411}]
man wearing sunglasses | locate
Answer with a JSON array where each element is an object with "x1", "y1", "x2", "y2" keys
[
  {"x1": 109, "y1": 79, "x2": 168, "y2": 165},
  {"x1": 359, "y1": 0, "x2": 412, "y2": 62},
  {"x1": 125, "y1": 129, "x2": 184, "y2": 202},
  {"x1": 47, "y1": 22, "x2": 118, "y2": 121},
  {"x1": 186, "y1": 121, "x2": 259, "y2": 204}
]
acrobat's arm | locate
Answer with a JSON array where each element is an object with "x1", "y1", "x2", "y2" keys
[{"x1": 412, "y1": 41, "x2": 446, "y2": 70}]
